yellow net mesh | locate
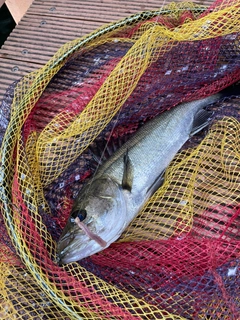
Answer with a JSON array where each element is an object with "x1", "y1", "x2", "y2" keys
[
  {"x1": 0, "y1": 1, "x2": 239, "y2": 319},
  {"x1": 122, "y1": 116, "x2": 240, "y2": 241}
]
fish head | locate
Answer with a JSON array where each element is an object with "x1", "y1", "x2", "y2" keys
[{"x1": 56, "y1": 176, "x2": 128, "y2": 264}]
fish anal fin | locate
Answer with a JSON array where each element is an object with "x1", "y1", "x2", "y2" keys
[
  {"x1": 146, "y1": 170, "x2": 165, "y2": 197},
  {"x1": 122, "y1": 149, "x2": 133, "y2": 192},
  {"x1": 190, "y1": 109, "x2": 213, "y2": 137}
]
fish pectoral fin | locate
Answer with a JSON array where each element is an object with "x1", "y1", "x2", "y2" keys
[
  {"x1": 146, "y1": 170, "x2": 165, "y2": 197},
  {"x1": 190, "y1": 109, "x2": 213, "y2": 137},
  {"x1": 122, "y1": 149, "x2": 133, "y2": 192}
]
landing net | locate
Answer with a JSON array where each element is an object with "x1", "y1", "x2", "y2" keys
[{"x1": 0, "y1": 1, "x2": 239, "y2": 319}]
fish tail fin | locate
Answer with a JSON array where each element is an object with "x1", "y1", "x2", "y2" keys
[
  {"x1": 190, "y1": 109, "x2": 213, "y2": 136},
  {"x1": 219, "y1": 82, "x2": 240, "y2": 100},
  {"x1": 190, "y1": 82, "x2": 239, "y2": 136}
]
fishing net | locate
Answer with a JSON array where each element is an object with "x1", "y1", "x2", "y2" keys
[{"x1": 0, "y1": 0, "x2": 240, "y2": 319}]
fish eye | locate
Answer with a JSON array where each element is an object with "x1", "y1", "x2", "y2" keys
[{"x1": 71, "y1": 209, "x2": 87, "y2": 223}]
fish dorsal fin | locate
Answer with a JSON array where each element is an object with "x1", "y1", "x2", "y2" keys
[
  {"x1": 190, "y1": 109, "x2": 213, "y2": 137},
  {"x1": 122, "y1": 149, "x2": 133, "y2": 192},
  {"x1": 89, "y1": 136, "x2": 128, "y2": 167}
]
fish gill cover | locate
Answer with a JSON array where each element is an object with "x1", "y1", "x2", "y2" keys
[{"x1": 0, "y1": 0, "x2": 239, "y2": 319}]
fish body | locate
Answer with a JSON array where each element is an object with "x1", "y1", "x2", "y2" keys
[{"x1": 57, "y1": 93, "x2": 222, "y2": 264}]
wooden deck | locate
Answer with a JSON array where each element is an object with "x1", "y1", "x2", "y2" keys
[{"x1": 0, "y1": 0, "x2": 214, "y2": 102}]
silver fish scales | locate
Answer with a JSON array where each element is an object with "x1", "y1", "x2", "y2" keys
[{"x1": 57, "y1": 92, "x2": 226, "y2": 264}]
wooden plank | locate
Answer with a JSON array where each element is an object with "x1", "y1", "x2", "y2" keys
[
  {"x1": 0, "y1": 59, "x2": 37, "y2": 98},
  {"x1": 29, "y1": 0, "x2": 211, "y2": 12},
  {"x1": 27, "y1": 0, "x2": 210, "y2": 23},
  {"x1": 0, "y1": 15, "x2": 105, "y2": 64},
  {"x1": 7, "y1": 15, "x2": 104, "y2": 41},
  {"x1": 0, "y1": 0, "x2": 214, "y2": 103},
  {"x1": 16, "y1": 15, "x2": 103, "y2": 35}
]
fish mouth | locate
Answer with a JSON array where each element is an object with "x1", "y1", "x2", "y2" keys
[
  {"x1": 56, "y1": 231, "x2": 91, "y2": 265},
  {"x1": 56, "y1": 219, "x2": 108, "y2": 265}
]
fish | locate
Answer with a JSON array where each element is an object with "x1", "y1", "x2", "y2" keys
[{"x1": 56, "y1": 89, "x2": 234, "y2": 265}]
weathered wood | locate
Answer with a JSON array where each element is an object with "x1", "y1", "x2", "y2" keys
[{"x1": 0, "y1": 0, "x2": 214, "y2": 103}]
